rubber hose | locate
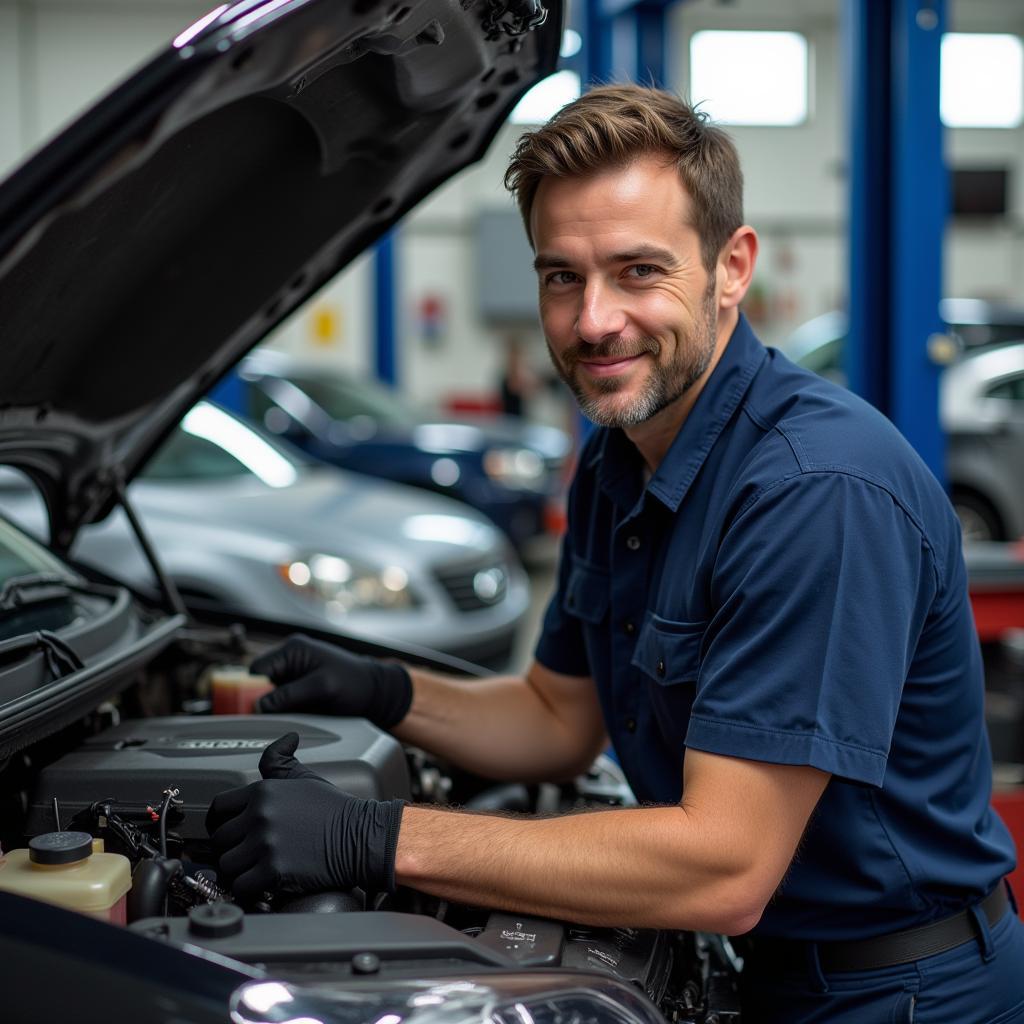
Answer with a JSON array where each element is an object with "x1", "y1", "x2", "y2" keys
[{"x1": 127, "y1": 858, "x2": 182, "y2": 923}]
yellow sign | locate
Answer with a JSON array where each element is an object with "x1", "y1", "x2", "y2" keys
[{"x1": 310, "y1": 305, "x2": 341, "y2": 346}]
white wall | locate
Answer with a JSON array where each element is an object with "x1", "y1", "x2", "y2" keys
[
  {"x1": 0, "y1": 2, "x2": 209, "y2": 170},
  {"x1": 0, "y1": 6, "x2": 22, "y2": 174},
  {"x1": 264, "y1": 252, "x2": 376, "y2": 378},
  {"x1": 2, "y1": 0, "x2": 1023, "y2": 400}
]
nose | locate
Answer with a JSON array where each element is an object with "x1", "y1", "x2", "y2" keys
[{"x1": 576, "y1": 280, "x2": 628, "y2": 345}]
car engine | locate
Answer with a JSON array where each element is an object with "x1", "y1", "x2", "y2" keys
[{"x1": 2, "y1": 621, "x2": 742, "y2": 1024}]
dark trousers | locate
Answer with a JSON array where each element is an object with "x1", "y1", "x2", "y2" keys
[{"x1": 740, "y1": 909, "x2": 1024, "y2": 1023}]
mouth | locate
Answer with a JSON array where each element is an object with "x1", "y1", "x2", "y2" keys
[{"x1": 577, "y1": 354, "x2": 647, "y2": 378}]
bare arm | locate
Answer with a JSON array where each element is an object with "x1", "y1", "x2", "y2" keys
[
  {"x1": 392, "y1": 659, "x2": 608, "y2": 783},
  {"x1": 395, "y1": 750, "x2": 830, "y2": 934}
]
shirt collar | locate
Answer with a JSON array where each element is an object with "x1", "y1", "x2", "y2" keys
[{"x1": 587, "y1": 314, "x2": 766, "y2": 513}]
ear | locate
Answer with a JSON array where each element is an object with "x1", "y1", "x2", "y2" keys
[{"x1": 716, "y1": 226, "x2": 758, "y2": 311}]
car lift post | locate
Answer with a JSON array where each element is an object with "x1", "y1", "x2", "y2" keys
[
  {"x1": 373, "y1": 229, "x2": 399, "y2": 388},
  {"x1": 843, "y1": 0, "x2": 947, "y2": 483}
]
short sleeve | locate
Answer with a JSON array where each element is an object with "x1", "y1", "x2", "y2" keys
[{"x1": 686, "y1": 471, "x2": 938, "y2": 786}]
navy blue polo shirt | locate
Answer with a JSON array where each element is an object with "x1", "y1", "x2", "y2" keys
[{"x1": 536, "y1": 314, "x2": 1016, "y2": 941}]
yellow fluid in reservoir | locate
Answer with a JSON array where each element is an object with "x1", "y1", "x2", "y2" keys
[{"x1": 0, "y1": 832, "x2": 131, "y2": 923}]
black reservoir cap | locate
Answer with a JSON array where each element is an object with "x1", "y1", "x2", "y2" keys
[
  {"x1": 29, "y1": 831, "x2": 93, "y2": 865},
  {"x1": 189, "y1": 902, "x2": 245, "y2": 938},
  {"x1": 477, "y1": 913, "x2": 564, "y2": 966}
]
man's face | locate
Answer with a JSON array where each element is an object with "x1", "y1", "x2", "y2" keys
[{"x1": 530, "y1": 155, "x2": 719, "y2": 429}]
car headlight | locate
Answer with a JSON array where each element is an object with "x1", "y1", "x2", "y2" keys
[
  {"x1": 482, "y1": 447, "x2": 547, "y2": 491},
  {"x1": 278, "y1": 553, "x2": 418, "y2": 613},
  {"x1": 231, "y1": 975, "x2": 667, "y2": 1024}
]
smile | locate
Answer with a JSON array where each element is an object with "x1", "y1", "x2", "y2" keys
[{"x1": 579, "y1": 354, "x2": 646, "y2": 377}]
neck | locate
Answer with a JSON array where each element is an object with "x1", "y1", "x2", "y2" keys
[{"x1": 625, "y1": 307, "x2": 739, "y2": 472}]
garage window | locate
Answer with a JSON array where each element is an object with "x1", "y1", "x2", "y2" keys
[
  {"x1": 689, "y1": 30, "x2": 809, "y2": 126},
  {"x1": 941, "y1": 34, "x2": 1024, "y2": 128},
  {"x1": 510, "y1": 70, "x2": 582, "y2": 125}
]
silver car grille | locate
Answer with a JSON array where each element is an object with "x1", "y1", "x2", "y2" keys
[{"x1": 434, "y1": 559, "x2": 510, "y2": 612}]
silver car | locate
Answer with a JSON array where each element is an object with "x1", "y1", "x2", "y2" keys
[
  {"x1": 783, "y1": 305, "x2": 1024, "y2": 541},
  {"x1": 942, "y1": 343, "x2": 1024, "y2": 542},
  {"x1": 785, "y1": 299, "x2": 1024, "y2": 380},
  {"x1": 0, "y1": 401, "x2": 529, "y2": 670}
]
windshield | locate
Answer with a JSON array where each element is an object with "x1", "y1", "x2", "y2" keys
[
  {"x1": 798, "y1": 336, "x2": 844, "y2": 376},
  {"x1": 0, "y1": 517, "x2": 82, "y2": 640},
  {"x1": 0, "y1": 516, "x2": 75, "y2": 584},
  {"x1": 143, "y1": 429, "x2": 251, "y2": 481},
  {"x1": 289, "y1": 374, "x2": 419, "y2": 427},
  {"x1": 952, "y1": 322, "x2": 1024, "y2": 349},
  {"x1": 142, "y1": 401, "x2": 305, "y2": 487}
]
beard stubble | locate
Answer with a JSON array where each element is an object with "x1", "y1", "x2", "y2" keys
[{"x1": 547, "y1": 276, "x2": 719, "y2": 429}]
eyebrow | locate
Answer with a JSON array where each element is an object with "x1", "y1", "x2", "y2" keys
[
  {"x1": 533, "y1": 245, "x2": 681, "y2": 273},
  {"x1": 609, "y1": 246, "x2": 681, "y2": 268},
  {"x1": 533, "y1": 254, "x2": 572, "y2": 272}
]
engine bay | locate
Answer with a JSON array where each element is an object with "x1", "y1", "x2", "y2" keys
[{"x1": 0, "y1": 619, "x2": 742, "y2": 1023}]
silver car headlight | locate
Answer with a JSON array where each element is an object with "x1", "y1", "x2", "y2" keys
[
  {"x1": 231, "y1": 975, "x2": 667, "y2": 1024},
  {"x1": 482, "y1": 447, "x2": 547, "y2": 491},
  {"x1": 278, "y1": 553, "x2": 418, "y2": 613}
]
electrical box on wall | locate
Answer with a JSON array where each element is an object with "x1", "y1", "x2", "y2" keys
[
  {"x1": 475, "y1": 210, "x2": 540, "y2": 325},
  {"x1": 952, "y1": 168, "x2": 1010, "y2": 218}
]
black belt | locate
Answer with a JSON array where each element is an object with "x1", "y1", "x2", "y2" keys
[{"x1": 754, "y1": 883, "x2": 1011, "y2": 974}]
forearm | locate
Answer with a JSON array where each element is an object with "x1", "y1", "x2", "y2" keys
[
  {"x1": 394, "y1": 803, "x2": 761, "y2": 934},
  {"x1": 392, "y1": 668, "x2": 604, "y2": 782}
]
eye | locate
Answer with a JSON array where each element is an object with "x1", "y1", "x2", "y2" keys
[
  {"x1": 626, "y1": 264, "x2": 659, "y2": 279},
  {"x1": 545, "y1": 271, "x2": 580, "y2": 287}
]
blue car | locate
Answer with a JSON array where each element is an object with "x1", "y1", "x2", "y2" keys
[{"x1": 235, "y1": 349, "x2": 573, "y2": 550}]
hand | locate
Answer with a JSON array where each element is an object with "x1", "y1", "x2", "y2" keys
[
  {"x1": 206, "y1": 733, "x2": 405, "y2": 901},
  {"x1": 252, "y1": 634, "x2": 412, "y2": 728},
  {"x1": 257, "y1": 729, "x2": 328, "y2": 782}
]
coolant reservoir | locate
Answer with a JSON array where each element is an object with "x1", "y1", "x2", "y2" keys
[
  {"x1": 0, "y1": 832, "x2": 131, "y2": 923},
  {"x1": 210, "y1": 666, "x2": 274, "y2": 715}
]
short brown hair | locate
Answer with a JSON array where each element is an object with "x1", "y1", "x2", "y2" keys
[{"x1": 504, "y1": 84, "x2": 743, "y2": 271}]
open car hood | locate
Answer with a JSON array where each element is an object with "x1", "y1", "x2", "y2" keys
[{"x1": 0, "y1": 0, "x2": 560, "y2": 552}]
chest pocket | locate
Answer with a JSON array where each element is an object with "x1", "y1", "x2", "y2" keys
[
  {"x1": 562, "y1": 559, "x2": 610, "y2": 625},
  {"x1": 632, "y1": 614, "x2": 705, "y2": 682},
  {"x1": 631, "y1": 615, "x2": 706, "y2": 752}
]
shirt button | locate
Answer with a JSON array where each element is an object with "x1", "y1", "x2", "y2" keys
[
  {"x1": 624, "y1": 620, "x2": 636, "y2": 636},
  {"x1": 626, "y1": 535, "x2": 641, "y2": 551},
  {"x1": 656, "y1": 659, "x2": 666, "y2": 677},
  {"x1": 625, "y1": 717, "x2": 637, "y2": 733}
]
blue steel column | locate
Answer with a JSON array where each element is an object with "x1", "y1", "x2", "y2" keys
[
  {"x1": 843, "y1": 0, "x2": 890, "y2": 411},
  {"x1": 890, "y1": 0, "x2": 946, "y2": 480},
  {"x1": 634, "y1": 5, "x2": 669, "y2": 87},
  {"x1": 373, "y1": 230, "x2": 398, "y2": 387},
  {"x1": 584, "y1": 0, "x2": 615, "y2": 84},
  {"x1": 587, "y1": 0, "x2": 671, "y2": 86},
  {"x1": 844, "y1": 0, "x2": 946, "y2": 482}
]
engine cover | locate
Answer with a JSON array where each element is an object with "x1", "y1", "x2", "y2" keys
[{"x1": 27, "y1": 715, "x2": 411, "y2": 838}]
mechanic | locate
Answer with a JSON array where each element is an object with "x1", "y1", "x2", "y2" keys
[{"x1": 207, "y1": 85, "x2": 1024, "y2": 1021}]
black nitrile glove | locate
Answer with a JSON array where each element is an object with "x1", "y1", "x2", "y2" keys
[
  {"x1": 258, "y1": 729, "x2": 328, "y2": 782},
  {"x1": 206, "y1": 733, "x2": 405, "y2": 902},
  {"x1": 253, "y1": 634, "x2": 412, "y2": 729}
]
